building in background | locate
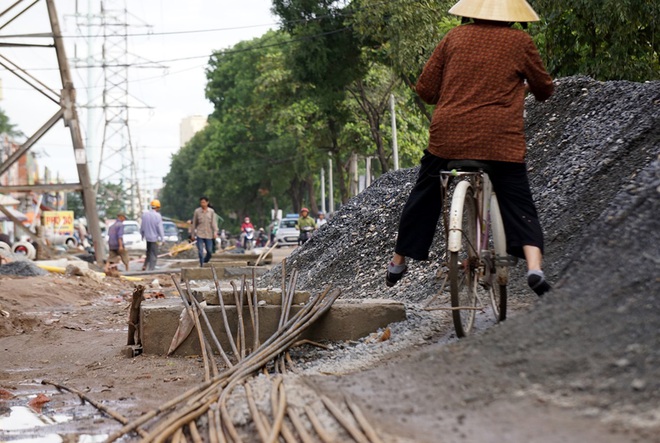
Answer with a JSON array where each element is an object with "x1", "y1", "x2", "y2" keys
[{"x1": 180, "y1": 115, "x2": 208, "y2": 147}]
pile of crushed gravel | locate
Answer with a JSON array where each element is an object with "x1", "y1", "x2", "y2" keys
[
  {"x1": 258, "y1": 76, "x2": 660, "y2": 426},
  {"x1": 0, "y1": 260, "x2": 48, "y2": 277},
  {"x1": 260, "y1": 76, "x2": 659, "y2": 303}
]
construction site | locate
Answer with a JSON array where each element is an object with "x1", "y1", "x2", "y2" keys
[
  {"x1": 0, "y1": 74, "x2": 658, "y2": 442},
  {"x1": 0, "y1": 0, "x2": 659, "y2": 442}
]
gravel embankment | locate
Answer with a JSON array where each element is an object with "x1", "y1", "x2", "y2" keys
[{"x1": 258, "y1": 76, "x2": 660, "y2": 425}]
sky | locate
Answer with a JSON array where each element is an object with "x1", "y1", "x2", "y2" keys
[{"x1": 0, "y1": 0, "x2": 278, "y2": 194}]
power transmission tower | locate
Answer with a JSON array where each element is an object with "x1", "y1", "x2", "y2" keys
[
  {"x1": 74, "y1": 0, "x2": 161, "y2": 218},
  {"x1": 0, "y1": 0, "x2": 105, "y2": 264}
]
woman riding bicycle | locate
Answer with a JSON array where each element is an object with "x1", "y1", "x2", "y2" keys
[{"x1": 386, "y1": 0, "x2": 553, "y2": 296}]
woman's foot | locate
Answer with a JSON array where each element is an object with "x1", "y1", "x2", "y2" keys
[
  {"x1": 528, "y1": 270, "x2": 551, "y2": 296},
  {"x1": 386, "y1": 261, "x2": 408, "y2": 287}
]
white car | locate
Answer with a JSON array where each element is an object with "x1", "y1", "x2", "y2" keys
[
  {"x1": 274, "y1": 217, "x2": 299, "y2": 247},
  {"x1": 163, "y1": 221, "x2": 180, "y2": 242}
]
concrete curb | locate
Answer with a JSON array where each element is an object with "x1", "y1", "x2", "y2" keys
[{"x1": 140, "y1": 298, "x2": 406, "y2": 356}]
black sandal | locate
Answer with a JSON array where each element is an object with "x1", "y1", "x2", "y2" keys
[
  {"x1": 528, "y1": 274, "x2": 551, "y2": 296},
  {"x1": 385, "y1": 265, "x2": 408, "y2": 287}
]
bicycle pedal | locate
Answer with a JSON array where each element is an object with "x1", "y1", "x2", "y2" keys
[{"x1": 495, "y1": 255, "x2": 519, "y2": 266}]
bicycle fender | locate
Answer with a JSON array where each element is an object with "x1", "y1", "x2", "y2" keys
[
  {"x1": 490, "y1": 194, "x2": 509, "y2": 285},
  {"x1": 448, "y1": 180, "x2": 472, "y2": 252}
]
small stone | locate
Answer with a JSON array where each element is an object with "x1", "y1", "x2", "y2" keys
[{"x1": 631, "y1": 379, "x2": 646, "y2": 391}]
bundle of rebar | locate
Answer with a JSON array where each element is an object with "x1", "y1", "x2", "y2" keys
[{"x1": 102, "y1": 262, "x2": 383, "y2": 442}]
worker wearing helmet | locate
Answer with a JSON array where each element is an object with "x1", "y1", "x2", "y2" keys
[
  {"x1": 386, "y1": 0, "x2": 553, "y2": 296},
  {"x1": 295, "y1": 207, "x2": 316, "y2": 246},
  {"x1": 140, "y1": 199, "x2": 165, "y2": 271}
]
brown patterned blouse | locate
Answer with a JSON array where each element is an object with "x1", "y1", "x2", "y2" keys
[{"x1": 416, "y1": 21, "x2": 554, "y2": 163}]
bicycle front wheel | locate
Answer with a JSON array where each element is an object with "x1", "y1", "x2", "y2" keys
[{"x1": 448, "y1": 184, "x2": 479, "y2": 337}]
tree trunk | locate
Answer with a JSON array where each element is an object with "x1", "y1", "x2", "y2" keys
[{"x1": 305, "y1": 177, "x2": 318, "y2": 214}]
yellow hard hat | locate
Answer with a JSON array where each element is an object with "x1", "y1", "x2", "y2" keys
[
  {"x1": 449, "y1": 0, "x2": 540, "y2": 22},
  {"x1": 151, "y1": 199, "x2": 161, "y2": 208}
]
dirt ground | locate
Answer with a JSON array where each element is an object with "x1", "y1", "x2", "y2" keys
[
  {"x1": 0, "y1": 271, "x2": 210, "y2": 435},
  {"x1": 0, "y1": 263, "x2": 655, "y2": 442}
]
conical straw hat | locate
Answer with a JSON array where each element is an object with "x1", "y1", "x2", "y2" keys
[{"x1": 449, "y1": 0, "x2": 540, "y2": 22}]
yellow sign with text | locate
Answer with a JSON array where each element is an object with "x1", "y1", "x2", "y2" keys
[{"x1": 43, "y1": 211, "x2": 75, "y2": 236}]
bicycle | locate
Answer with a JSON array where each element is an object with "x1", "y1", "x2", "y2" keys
[{"x1": 426, "y1": 160, "x2": 517, "y2": 337}]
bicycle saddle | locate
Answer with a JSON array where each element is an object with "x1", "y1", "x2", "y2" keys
[{"x1": 447, "y1": 160, "x2": 493, "y2": 174}]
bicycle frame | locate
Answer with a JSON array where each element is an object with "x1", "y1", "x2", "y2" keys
[{"x1": 436, "y1": 165, "x2": 516, "y2": 334}]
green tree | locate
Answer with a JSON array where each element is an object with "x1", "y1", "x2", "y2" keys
[
  {"x1": 96, "y1": 181, "x2": 129, "y2": 219},
  {"x1": 65, "y1": 192, "x2": 85, "y2": 219},
  {"x1": 160, "y1": 128, "x2": 210, "y2": 221},
  {"x1": 273, "y1": 0, "x2": 373, "y2": 204},
  {"x1": 349, "y1": 0, "x2": 457, "y2": 120},
  {"x1": 203, "y1": 32, "x2": 312, "y2": 226},
  {"x1": 66, "y1": 182, "x2": 129, "y2": 221},
  {"x1": 0, "y1": 108, "x2": 22, "y2": 137},
  {"x1": 532, "y1": 0, "x2": 659, "y2": 81}
]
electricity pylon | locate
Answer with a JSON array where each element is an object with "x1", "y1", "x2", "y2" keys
[{"x1": 0, "y1": 0, "x2": 105, "y2": 264}]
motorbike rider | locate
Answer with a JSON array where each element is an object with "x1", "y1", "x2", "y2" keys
[
  {"x1": 240, "y1": 216, "x2": 255, "y2": 249},
  {"x1": 295, "y1": 208, "x2": 317, "y2": 245},
  {"x1": 257, "y1": 228, "x2": 269, "y2": 247},
  {"x1": 316, "y1": 211, "x2": 327, "y2": 228}
]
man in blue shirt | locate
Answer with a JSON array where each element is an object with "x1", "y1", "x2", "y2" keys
[
  {"x1": 140, "y1": 199, "x2": 164, "y2": 271},
  {"x1": 105, "y1": 213, "x2": 129, "y2": 273}
]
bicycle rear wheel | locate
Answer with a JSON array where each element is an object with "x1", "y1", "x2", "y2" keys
[
  {"x1": 489, "y1": 283, "x2": 507, "y2": 322},
  {"x1": 489, "y1": 193, "x2": 508, "y2": 322},
  {"x1": 448, "y1": 184, "x2": 479, "y2": 337}
]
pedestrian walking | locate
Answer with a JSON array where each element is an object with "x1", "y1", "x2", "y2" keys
[
  {"x1": 105, "y1": 213, "x2": 130, "y2": 273},
  {"x1": 190, "y1": 196, "x2": 218, "y2": 267},
  {"x1": 141, "y1": 200, "x2": 165, "y2": 271}
]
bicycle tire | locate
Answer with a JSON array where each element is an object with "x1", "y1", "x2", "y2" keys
[
  {"x1": 489, "y1": 193, "x2": 508, "y2": 322},
  {"x1": 489, "y1": 283, "x2": 507, "y2": 322},
  {"x1": 448, "y1": 183, "x2": 479, "y2": 337}
]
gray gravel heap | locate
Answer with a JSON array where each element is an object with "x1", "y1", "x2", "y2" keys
[
  {"x1": 0, "y1": 260, "x2": 49, "y2": 277},
  {"x1": 260, "y1": 75, "x2": 660, "y2": 425},
  {"x1": 261, "y1": 76, "x2": 660, "y2": 304}
]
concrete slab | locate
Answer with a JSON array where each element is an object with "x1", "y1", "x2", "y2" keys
[
  {"x1": 179, "y1": 260, "x2": 247, "y2": 269},
  {"x1": 212, "y1": 252, "x2": 273, "y2": 264},
  {"x1": 36, "y1": 259, "x2": 90, "y2": 270},
  {"x1": 181, "y1": 266, "x2": 269, "y2": 280},
  {"x1": 140, "y1": 298, "x2": 406, "y2": 356},
  {"x1": 189, "y1": 287, "x2": 311, "y2": 306}
]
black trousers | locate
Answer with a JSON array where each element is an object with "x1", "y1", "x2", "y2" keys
[
  {"x1": 394, "y1": 151, "x2": 544, "y2": 261},
  {"x1": 144, "y1": 241, "x2": 159, "y2": 271}
]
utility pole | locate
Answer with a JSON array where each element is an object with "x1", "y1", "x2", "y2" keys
[
  {"x1": 390, "y1": 93, "x2": 399, "y2": 171},
  {"x1": 349, "y1": 153, "x2": 359, "y2": 196},
  {"x1": 47, "y1": 0, "x2": 105, "y2": 263},
  {"x1": 328, "y1": 156, "x2": 334, "y2": 214},
  {"x1": 365, "y1": 156, "x2": 372, "y2": 188},
  {"x1": 320, "y1": 168, "x2": 326, "y2": 214},
  {"x1": 73, "y1": 0, "x2": 161, "y2": 218}
]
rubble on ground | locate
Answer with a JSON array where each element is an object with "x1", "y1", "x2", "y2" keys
[{"x1": 0, "y1": 260, "x2": 48, "y2": 277}]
